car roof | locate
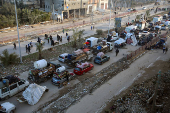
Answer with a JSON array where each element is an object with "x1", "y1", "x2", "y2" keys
[{"x1": 60, "y1": 53, "x2": 68, "y2": 56}]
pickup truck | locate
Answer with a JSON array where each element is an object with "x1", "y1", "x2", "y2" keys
[
  {"x1": 0, "y1": 75, "x2": 29, "y2": 100},
  {"x1": 94, "y1": 55, "x2": 110, "y2": 65}
]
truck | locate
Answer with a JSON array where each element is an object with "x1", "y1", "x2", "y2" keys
[
  {"x1": 0, "y1": 75, "x2": 29, "y2": 100},
  {"x1": 92, "y1": 40, "x2": 113, "y2": 55},
  {"x1": 66, "y1": 49, "x2": 93, "y2": 67},
  {"x1": 51, "y1": 66, "x2": 75, "y2": 88},
  {"x1": 0, "y1": 102, "x2": 16, "y2": 113},
  {"x1": 28, "y1": 60, "x2": 61, "y2": 83},
  {"x1": 17, "y1": 83, "x2": 48, "y2": 105},
  {"x1": 94, "y1": 52, "x2": 110, "y2": 65}
]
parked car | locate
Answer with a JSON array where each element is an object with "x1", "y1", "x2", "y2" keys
[
  {"x1": 73, "y1": 62, "x2": 94, "y2": 75},
  {"x1": 0, "y1": 75, "x2": 29, "y2": 100},
  {"x1": 94, "y1": 55, "x2": 110, "y2": 65},
  {"x1": 58, "y1": 53, "x2": 69, "y2": 63},
  {"x1": 161, "y1": 26, "x2": 168, "y2": 30},
  {"x1": 0, "y1": 102, "x2": 16, "y2": 113},
  {"x1": 128, "y1": 8, "x2": 132, "y2": 12},
  {"x1": 142, "y1": 7, "x2": 146, "y2": 10}
]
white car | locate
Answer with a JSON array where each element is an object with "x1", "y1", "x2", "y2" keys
[
  {"x1": 142, "y1": 7, "x2": 146, "y2": 10},
  {"x1": 0, "y1": 102, "x2": 16, "y2": 113},
  {"x1": 58, "y1": 53, "x2": 69, "y2": 63}
]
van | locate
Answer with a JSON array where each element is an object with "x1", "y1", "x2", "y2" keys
[
  {"x1": 58, "y1": 53, "x2": 69, "y2": 63},
  {"x1": 0, "y1": 77, "x2": 29, "y2": 100}
]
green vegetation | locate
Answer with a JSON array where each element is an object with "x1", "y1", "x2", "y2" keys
[
  {"x1": 0, "y1": 3, "x2": 51, "y2": 29},
  {"x1": 0, "y1": 49, "x2": 18, "y2": 66},
  {"x1": 96, "y1": 29, "x2": 103, "y2": 36},
  {"x1": 35, "y1": 42, "x2": 45, "y2": 60}
]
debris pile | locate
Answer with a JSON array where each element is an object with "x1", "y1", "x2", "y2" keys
[{"x1": 106, "y1": 71, "x2": 170, "y2": 113}]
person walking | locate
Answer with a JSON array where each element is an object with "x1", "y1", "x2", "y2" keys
[
  {"x1": 91, "y1": 26, "x2": 92, "y2": 30},
  {"x1": 165, "y1": 47, "x2": 168, "y2": 54},
  {"x1": 26, "y1": 45, "x2": 28, "y2": 53},
  {"x1": 60, "y1": 36, "x2": 62, "y2": 42},
  {"x1": 163, "y1": 46, "x2": 166, "y2": 53},
  {"x1": 30, "y1": 41, "x2": 33, "y2": 48},
  {"x1": 63, "y1": 28, "x2": 64, "y2": 34},
  {"x1": 66, "y1": 32, "x2": 68, "y2": 37},
  {"x1": 67, "y1": 36, "x2": 70, "y2": 43},
  {"x1": 116, "y1": 48, "x2": 119, "y2": 56},
  {"x1": 13, "y1": 43, "x2": 16, "y2": 50},
  {"x1": 28, "y1": 45, "x2": 30, "y2": 54},
  {"x1": 47, "y1": 37, "x2": 49, "y2": 43},
  {"x1": 37, "y1": 37, "x2": 40, "y2": 43}
]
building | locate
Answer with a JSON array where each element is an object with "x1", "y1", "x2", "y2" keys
[
  {"x1": 45, "y1": 0, "x2": 88, "y2": 20},
  {"x1": 87, "y1": 0, "x2": 108, "y2": 14}
]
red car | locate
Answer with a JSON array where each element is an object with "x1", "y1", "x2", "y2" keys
[{"x1": 73, "y1": 62, "x2": 94, "y2": 75}]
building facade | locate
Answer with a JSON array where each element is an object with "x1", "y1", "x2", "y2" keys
[{"x1": 45, "y1": 0, "x2": 88, "y2": 20}]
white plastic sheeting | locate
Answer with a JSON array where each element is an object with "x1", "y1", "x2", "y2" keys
[
  {"x1": 22, "y1": 83, "x2": 47, "y2": 105},
  {"x1": 56, "y1": 66, "x2": 66, "y2": 73},
  {"x1": 114, "y1": 38, "x2": 126, "y2": 44},
  {"x1": 97, "y1": 52, "x2": 105, "y2": 58},
  {"x1": 131, "y1": 34, "x2": 137, "y2": 46},
  {"x1": 77, "y1": 62, "x2": 89, "y2": 68}
]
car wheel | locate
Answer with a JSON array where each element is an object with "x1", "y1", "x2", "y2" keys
[
  {"x1": 91, "y1": 67, "x2": 94, "y2": 70},
  {"x1": 101, "y1": 62, "x2": 103, "y2": 65}
]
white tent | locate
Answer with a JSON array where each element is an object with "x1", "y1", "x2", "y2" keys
[
  {"x1": 22, "y1": 83, "x2": 47, "y2": 105},
  {"x1": 114, "y1": 38, "x2": 126, "y2": 44}
]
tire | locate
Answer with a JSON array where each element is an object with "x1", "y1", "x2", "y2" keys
[
  {"x1": 101, "y1": 62, "x2": 103, "y2": 65},
  {"x1": 91, "y1": 67, "x2": 94, "y2": 70}
]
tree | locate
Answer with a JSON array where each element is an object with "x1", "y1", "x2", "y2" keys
[
  {"x1": 72, "y1": 29, "x2": 79, "y2": 48},
  {"x1": 135, "y1": 15, "x2": 141, "y2": 21},
  {"x1": 78, "y1": 29, "x2": 85, "y2": 42},
  {"x1": 145, "y1": 10, "x2": 150, "y2": 20},
  {"x1": 0, "y1": 49, "x2": 18, "y2": 66},
  {"x1": 35, "y1": 42, "x2": 45, "y2": 59}
]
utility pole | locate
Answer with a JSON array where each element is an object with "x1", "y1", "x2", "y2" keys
[
  {"x1": 52, "y1": 3, "x2": 55, "y2": 23},
  {"x1": 14, "y1": 0, "x2": 22, "y2": 63},
  {"x1": 108, "y1": 1, "x2": 112, "y2": 34}
]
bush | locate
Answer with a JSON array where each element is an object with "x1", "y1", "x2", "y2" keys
[
  {"x1": 96, "y1": 29, "x2": 103, "y2": 35},
  {"x1": 0, "y1": 49, "x2": 18, "y2": 66}
]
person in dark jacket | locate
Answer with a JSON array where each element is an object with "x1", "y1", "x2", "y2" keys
[
  {"x1": 116, "y1": 48, "x2": 119, "y2": 56},
  {"x1": 13, "y1": 43, "x2": 16, "y2": 50},
  {"x1": 26, "y1": 45, "x2": 28, "y2": 53}
]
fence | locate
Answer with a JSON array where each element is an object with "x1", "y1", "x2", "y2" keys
[
  {"x1": 126, "y1": 32, "x2": 167, "y2": 60},
  {"x1": 0, "y1": 11, "x2": 135, "y2": 45}
]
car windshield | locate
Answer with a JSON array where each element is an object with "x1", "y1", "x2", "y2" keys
[
  {"x1": 95, "y1": 57, "x2": 101, "y2": 60},
  {"x1": 59, "y1": 56, "x2": 63, "y2": 58},
  {"x1": 74, "y1": 68, "x2": 80, "y2": 71}
]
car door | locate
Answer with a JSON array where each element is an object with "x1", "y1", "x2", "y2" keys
[
  {"x1": 9, "y1": 83, "x2": 18, "y2": 96},
  {"x1": 1, "y1": 87, "x2": 10, "y2": 99},
  {"x1": 18, "y1": 80, "x2": 26, "y2": 91}
]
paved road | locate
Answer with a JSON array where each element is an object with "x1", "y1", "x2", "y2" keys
[
  {"x1": 0, "y1": 3, "x2": 168, "y2": 57},
  {"x1": 66, "y1": 34, "x2": 170, "y2": 113}
]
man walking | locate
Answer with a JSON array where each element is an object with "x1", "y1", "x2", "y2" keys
[
  {"x1": 116, "y1": 48, "x2": 119, "y2": 56},
  {"x1": 13, "y1": 43, "x2": 16, "y2": 50},
  {"x1": 91, "y1": 26, "x2": 92, "y2": 30},
  {"x1": 163, "y1": 46, "x2": 166, "y2": 53}
]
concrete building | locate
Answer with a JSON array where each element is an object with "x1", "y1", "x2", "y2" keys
[
  {"x1": 87, "y1": 0, "x2": 108, "y2": 14},
  {"x1": 45, "y1": 0, "x2": 88, "y2": 20}
]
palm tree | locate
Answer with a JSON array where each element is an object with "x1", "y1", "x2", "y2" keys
[
  {"x1": 78, "y1": 29, "x2": 85, "y2": 42},
  {"x1": 135, "y1": 15, "x2": 141, "y2": 21},
  {"x1": 145, "y1": 10, "x2": 150, "y2": 20},
  {"x1": 0, "y1": 49, "x2": 18, "y2": 66},
  {"x1": 72, "y1": 29, "x2": 79, "y2": 48},
  {"x1": 35, "y1": 42, "x2": 45, "y2": 59}
]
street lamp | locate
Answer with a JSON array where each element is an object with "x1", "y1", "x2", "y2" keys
[{"x1": 14, "y1": 0, "x2": 22, "y2": 63}]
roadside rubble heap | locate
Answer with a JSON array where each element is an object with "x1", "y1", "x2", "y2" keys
[
  {"x1": 106, "y1": 71, "x2": 170, "y2": 113},
  {"x1": 36, "y1": 57, "x2": 130, "y2": 113}
]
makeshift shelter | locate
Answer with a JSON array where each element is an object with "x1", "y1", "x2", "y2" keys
[{"x1": 22, "y1": 83, "x2": 47, "y2": 105}]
